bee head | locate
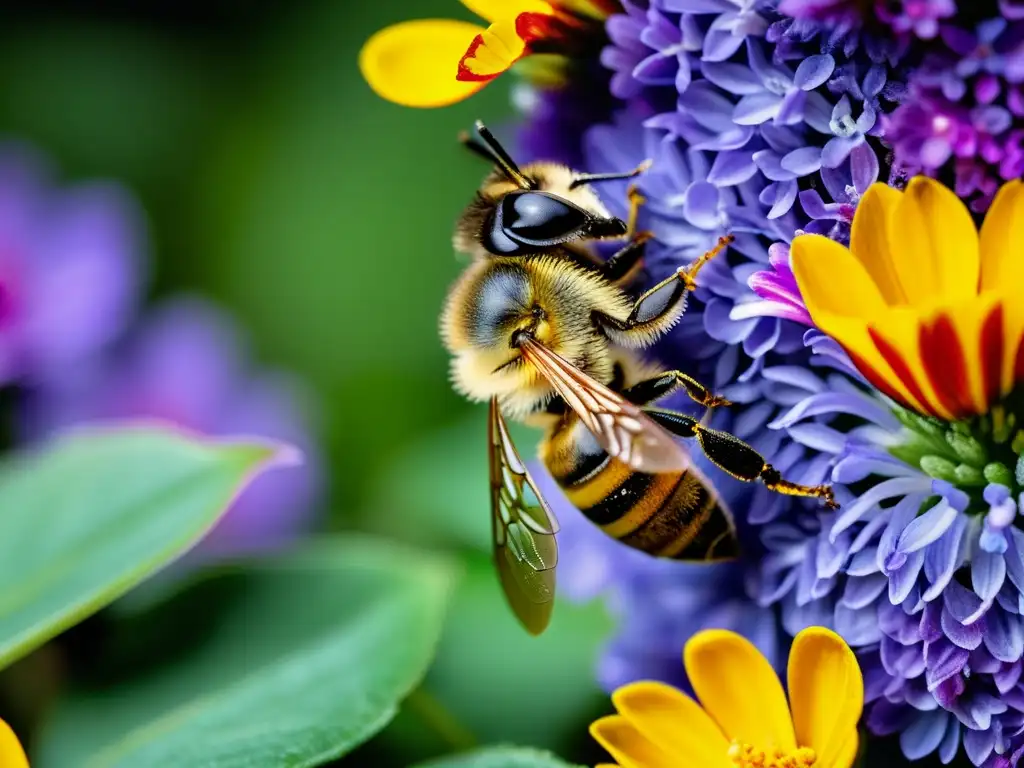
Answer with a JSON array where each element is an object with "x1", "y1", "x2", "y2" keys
[{"x1": 456, "y1": 121, "x2": 646, "y2": 257}]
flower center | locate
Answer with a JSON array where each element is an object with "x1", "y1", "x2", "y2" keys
[{"x1": 727, "y1": 741, "x2": 817, "y2": 768}]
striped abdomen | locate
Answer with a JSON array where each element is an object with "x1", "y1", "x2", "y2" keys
[{"x1": 542, "y1": 419, "x2": 738, "y2": 561}]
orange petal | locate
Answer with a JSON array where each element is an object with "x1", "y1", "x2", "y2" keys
[
  {"x1": 591, "y1": 715, "x2": 679, "y2": 768},
  {"x1": 889, "y1": 176, "x2": 980, "y2": 307},
  {"x1": 359, "y1": 19, "x2": 489, "y2": 108},
  {"x1": 849, "y1": 183, "x2": 906, "y2": 306},
  {"x1": 460, "y1": 0, "x2": 554, "y2": 23},
  {"x1": 787, "y1": 627, "x2": 863, "y2": 767},
  {"x1": 0, "y1": 718, "x2": 28, "y2": 768},
  {"x1": 684, "y1": 630, "x2": 797, "y2": 752},
  {"x1": 612, "y1": 681, "x2": 731, "y2": 767},
  {"x1": 980, "y1": 180, "x2": 1024, "y2": 293},
  {"x1": 791, "y1": 234, "x2": 888, "y2": 319}
]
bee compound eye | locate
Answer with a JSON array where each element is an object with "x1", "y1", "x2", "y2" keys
[{"x1": 501, "y1": 192, "x2": 587, "y2": 244}]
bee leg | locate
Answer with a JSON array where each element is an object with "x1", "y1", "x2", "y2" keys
[
  {"x1": 591, "y1": 236, "x2": 733, "y2": 347},
  {"x1": 621, "y1": 371, "x2": 732, "y2": 409},
  {"x1": 601, "y1": 230, "x2": 652, "y2": 284},
  {"x1": 644, "y1": 408, "x2": 839, "y2": 510}
]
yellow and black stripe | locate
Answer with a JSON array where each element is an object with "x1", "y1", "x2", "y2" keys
[{"x1": 543, "y1": 424, "x2": 738, "y2": 561}]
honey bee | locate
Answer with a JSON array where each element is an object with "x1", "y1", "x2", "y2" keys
[{"x1": 441, "y1": 123, "x2": 837, "y2": 635}]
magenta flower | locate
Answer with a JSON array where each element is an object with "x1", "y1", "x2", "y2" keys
[
  {"x1": 0, "y1": 143, "x2": 144, "y2": 386},
  {"x1": 22, "y1": 295, "x2": 324, "y2": 557}
]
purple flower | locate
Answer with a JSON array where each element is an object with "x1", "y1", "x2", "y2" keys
[
  {"x1": 876, "y1": 0, "x2": 956, "y2": 40},
  {"x1": 753, "y1": 348, "x2": 1024, "y2": 765},
  {"x1": 0, "y1": 143, "x2": 144, "y2": 387},
  {"x1": 745, "y1": 242, "x2": 813, "y2": 326},
  {"x1": 22, "y1": 295, "x2": 324, "y2": 557}
]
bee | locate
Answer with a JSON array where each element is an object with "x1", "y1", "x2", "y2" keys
[{"x1": 441, "y1": 123, "x2": 838, "y2": 636}]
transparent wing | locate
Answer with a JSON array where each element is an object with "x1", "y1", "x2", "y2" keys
[
  {"x1": 518, "y1": 336, "x2": 689, "y2": 473},
  {"x1": 489, "y1": 396, "x2": 558, "y2": 636}
]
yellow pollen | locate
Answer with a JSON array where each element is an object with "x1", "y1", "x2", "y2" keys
[{"x1": 727, "y1": 742, "x2": 817, "y2": 768}]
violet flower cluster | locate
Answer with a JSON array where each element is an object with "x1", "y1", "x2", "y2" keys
[
  {"x1": 507, "y1": 0, "x2": 1024, "y2": 765},
  {"x1": 0, "y1": 143, "x2": 322, "y2": 560}
]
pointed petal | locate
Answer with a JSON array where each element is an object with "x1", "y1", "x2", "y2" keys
[
  {"x1": 892, "y1": 177, "x2": 980, "y2": 306},
  {"x1": 685, "y1": 630, "x2": 797, "y2": 751},
  {"x1": 459, "y1": 18, "x2": 530, "y2": 80},
  {"x1": 789, "y1": 627, "x2": 864, "y2": 766},
  {"x1": 360, "y1": 20, "x2": 489, "y2": 107},
  {"x1": 980, "y1": 180, "x2": 1024, "y2": 292},
  {"x1": 849, "y1": 183, "x2": 906, "y2": 306},
  {"x1": 612, "y1": 682, "x2": 731, "y2": 766},
  {"x1": 591, "y1": 715, "x2": 680, "y2": 768}
]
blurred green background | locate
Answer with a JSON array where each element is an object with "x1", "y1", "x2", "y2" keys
[{"x1": 0, "y1": 1, "x2": 613, "y2": 764}]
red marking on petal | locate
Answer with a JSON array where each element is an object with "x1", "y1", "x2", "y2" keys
[
  {"x1": 868, "y1": 327, "x2": 942, "y2": 419},
  {"x1": 918, "y1": 314, "x2": 972, "y2": 419},
  {"x1": 456, "y1": 35, "x2": 500, "y2": 83},
  {"x1": 845, "y1": 347, "x2": 917, "y2": 412},
  {"x1": 516, "y1": 11, "x2": 559, "y2": 43},
  {"x1": 981, "y1": 303, "x2": 1005, "y2": 407}
]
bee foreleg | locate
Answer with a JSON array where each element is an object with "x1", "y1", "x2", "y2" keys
[
  {"x1": 644, "y1": 408, "x2": 838, "y2": 510},
  {"x1": 592, "y1": 235, "x2": 734, "y2": 347},
  {"x1": 621, "y1": 371, "x2": 732, "y2": 409}
]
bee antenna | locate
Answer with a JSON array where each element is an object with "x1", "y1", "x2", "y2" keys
[
  {"x1": 471, "y1": 121, "x2": 532, "y2": 190},
  {"x1": 569, "y1": 159, "x2": 653, "y2": 190}
]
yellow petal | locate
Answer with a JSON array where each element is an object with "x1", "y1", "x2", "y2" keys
[
  {"x1": 849, "y1": 183, "x2": 906, "y2": 306},
  {"x1": 591, "y1": 715, "x2": 678, "y2": 768},
  {"x1": 459, "y1": 19, "x2": 528, "y2": 80},
  {"x1": 612, "y1": 681, "x2": 731, "y2": 767},
  {"x1": 788, "y1": 627, "x2": 863, "y2": 767},
  {"x1": 980, "y1": 179, "x2": 1024, "y2": 293},
  {"x1": 809, "y1": 310, "x2": 933, "y2": 416},
  {"x1": 460, "y1": 0, "x2": 554, "y2": 23},
  {"x1": 833, "y1": 731, "x2": 861, "y2": 768},
  {"x1": 684, "y1": 629, "x2": 796, "y2": 752},
  {"x1": 791, "y1": 233, "x2": 887, "y2": 319},
  {"x1": 0, "y1": 718, "x2": 28, "y2": 768},
  {"x1": 889, "y1": 176, "x2": 979, "y2": 306},
  {"x1": 359, "y1": 20, "x2": 488, "y2": 108}
]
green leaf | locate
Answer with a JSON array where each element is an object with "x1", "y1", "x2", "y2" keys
[
  {"x1": 414, "y1": 746, "x2": 583, "y2": 768},
  {"x1": 0, "y1": 424, "x2": 282, "y2": 670},
  {"x1": 35, "y1": 536, "x2": 457, "y2": 768}
]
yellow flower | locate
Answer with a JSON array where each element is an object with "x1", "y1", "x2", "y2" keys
[
  {"x1": 358, "y1": 0, "x2": 612, "y2": 108},
  {"x1": 791, "y1": 177, "x2": 1024, "y2": 421},
  {"x1": 590, "y1": 627, "x2": 862, "y2": 768},
  {"x1": 0, "y1": 717, "x2": 29, "y2": 768}
]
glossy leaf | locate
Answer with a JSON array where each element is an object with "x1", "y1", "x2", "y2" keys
[
  {"x1": 35, "y1": 537, "x2": 457, "y2": 768},
  {"x1": 0, "y1": 424, "x2": 285, "y2": 670}
]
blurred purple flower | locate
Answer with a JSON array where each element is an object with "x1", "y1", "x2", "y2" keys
[
  {"x1": 22, "y1": 295, "x2": 323, "y2": 557},
  {"x1": 876, "y1": 0, "x2": 955, "y2": 40},
  {"x1": 0, "y1": 143, "x2": 144, "y2": 387}
]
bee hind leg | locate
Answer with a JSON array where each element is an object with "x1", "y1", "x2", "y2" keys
[{"x1": 644, "y1": 408, "x2": 838, "y2": 510}]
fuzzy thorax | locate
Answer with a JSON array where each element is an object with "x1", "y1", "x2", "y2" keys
[{"x1": 439, "y1": 253, "x2": 631, "y2": 419}]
